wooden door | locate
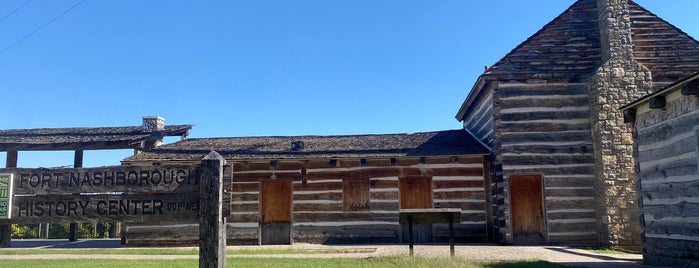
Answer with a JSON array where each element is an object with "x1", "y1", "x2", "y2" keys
[
  {"x1": 399, "y1": 176, "x2": 433, "y2": 209},
  {"x1": 343, "y1": 178, "x2": 370, "y2": 211},
  {"x1": 509, "y1": 175, "x2": 546, "y2": 245},
  {"x1": 259, "y1": 179, "x2": 292, "y2": 245},
  {"x1": 399, "y1": 176, "x2": 433, "y2": 242}
]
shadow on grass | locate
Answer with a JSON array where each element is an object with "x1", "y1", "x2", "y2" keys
[
  {"x1": 546, "y1": 247, "x2": 640, "y2": 262},
  {"x1": 11, "y1": 239, "x2": 121, "y2": 249}
]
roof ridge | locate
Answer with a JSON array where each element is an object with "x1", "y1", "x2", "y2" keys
[
  {"x1": 182, "y1": 129, "x2": 465, "y2": 140},
  {"x1": 122, "y1": 129, "x2": 490, "y2": 162}
]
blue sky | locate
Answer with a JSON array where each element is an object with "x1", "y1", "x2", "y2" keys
[{"x1": 1, "y1": 0, "x2": 697, "y2": 167}]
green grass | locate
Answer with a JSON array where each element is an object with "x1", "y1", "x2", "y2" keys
[
  {"x1": 230, "y1": 247, "x2": 376, "y2": 255},
  {"x1": 0, "y1": 248, "x2": 199, "y2": 255},
  {"x1": 582, "y1": 247, "x2": 628, "y2": 255},
  {"x1": 0, "y1": 248, "x2": 572, "y2": 267},
  {"x1": 0, "y1": 247, "x2": 375, "y2": 255},
  {"x1": 0, "y1": 257, "x2": 569, "y2": 268}
]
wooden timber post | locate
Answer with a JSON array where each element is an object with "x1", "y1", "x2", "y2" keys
[
  {"x1": 0, "y1": 151, "x2": 17, "y2": 247},
  {"x1": 68, "y1": 150, "x2": 84, "y2": 242},
  {"x1": 199, "y1": 151, "x2": 227, "y2": 268}
]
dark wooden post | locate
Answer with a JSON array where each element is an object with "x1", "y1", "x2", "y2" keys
[
  {"x1": 408, "y1": 215, "x2": 414, "y2": 257},
  {"x1": 68, "y1": 150, "x2": 84, "y2": 242},
  {"x1": 449, "y1": 214, "x2": 455, "y2": 257},
  {"x1": 199, "y1": 151, "x2": 226, "y2": 268},
  {"x1": 0, "y1": 151, "x2": 17, "y2": 247},
  {"x1": 39, "y1": 223, "x2": 50, "y2": 239},
  {"x1": 5, "y1": 151, "x2": 17, "y2": 168}
]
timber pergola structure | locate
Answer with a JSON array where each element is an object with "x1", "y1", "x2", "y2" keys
[{"x1": 0, "y1": 116, "x2": 191, "y2": 247}]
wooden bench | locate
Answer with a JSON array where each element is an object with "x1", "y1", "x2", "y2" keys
[{"x1": 399, "y1": 208, "x2": 462, "y2": 257}]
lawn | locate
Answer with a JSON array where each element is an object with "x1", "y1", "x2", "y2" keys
[
  {"x1": 1, "y1": 257, "x2": 569, "y2": 268},
  {"x1": 0, "y1": 247, "x2": 573, "y2": 268},
  {"x1": 582, "y1": 247, "x2": 630, "y2": 255},
  {"x1": 0, "y1": 247, "x2": 375, "y2": 255}
]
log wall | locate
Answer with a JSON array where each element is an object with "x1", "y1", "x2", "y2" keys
[
  {"x1": 633, "y1": 89, "x2": 699, "y2": 266},
  {"x1": 123, "y1": 155, "x2": 488, "y2": 246},
  {"x1": 486, "y1": 82, "x2": 598, "y2": 245},
  {"x1": 462, "y1": 87, "x2": 495, "y2": 146},
  {"x1": 460, "y1": 86, "x2": 506, "y2": 243}
]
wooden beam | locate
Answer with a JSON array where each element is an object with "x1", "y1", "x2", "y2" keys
[
  {"x1": 0, "y1": 225, "x2": 9, "y2": 248},
  {"x1": 231, "y1": 156, "x2": 483, "y2": 172},
  {"x1": 623, "y1": 109, "x2": 636, "y2": 124},
  {"x1": 482, "y1": 156, "x2": 494, "y2": 243},
  {"x1": 199, "y1": 151, "x2": 227, "y2": 268},
  {"x1": 649, "y1": 95, "x2": 666, "y2": 109},
  {"x1": 5, "y1": 151, "x2": 17, "y2": 168},
  {"x1": 69, "y1": 150, "x2": 84, "y2": 242},
  {"x1": 0, "y1": 140, "x2": 141, "y2": 152},
  {"x1": 74, "y1": 150, "x2": 84, "y2": 169},
  {"x1": 681, "y1": 79, "x2": 699, "y2": 95}
]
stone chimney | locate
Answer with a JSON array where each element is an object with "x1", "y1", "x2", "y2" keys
[
  {"x1": 142, "y1": 116, "x2": 165, "y2": 132},
  {"x1": 589, "y1": 0, "x2": 650, "y2": 249},
  {"x1": 140, "y1": 116, "x2": 165, "y2": 152}
]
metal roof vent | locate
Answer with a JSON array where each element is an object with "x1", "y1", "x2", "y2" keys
[{"x1": 291, "y1": 141, "x2": 304, "y2": 151}]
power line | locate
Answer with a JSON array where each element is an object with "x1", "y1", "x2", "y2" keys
[
  {"x1": 0, "y1": 0, "x2": 86, "y2": 57},
  {"x1": 0, "y1": 0, "x2": 32, "y2": 24}
]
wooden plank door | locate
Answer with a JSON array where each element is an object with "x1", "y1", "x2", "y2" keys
[
  {"x1": 399, "y1": 176, "x2": 433, "y2": 242},
  {"x1": 259, "y1": 179, "x2": 292, "y2": 245},
  {"x1": 509, "y1": 175, "x2": 546, "y2": 245},
  {"x1": 399, "y1": 176, "x2": 433, "y2": 209},
  {"x1": 343, "y1": 178, "x2": 370, "y2": 211}
]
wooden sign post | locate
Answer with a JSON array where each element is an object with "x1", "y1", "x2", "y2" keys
[
  {"x1": 199, "y1": 151, "x2": 226, "y2": 268},
  {"x1": 0, "y1": 151, "x2": 229, "y2": 268}
]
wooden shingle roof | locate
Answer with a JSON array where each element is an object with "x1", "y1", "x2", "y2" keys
[
  {"x1": 122, "y1": 129, "x2": 491, "y2": 163},
  {"x1": 484, "y1": 0, "x2": 699, "y2": 83},
  {"x1": 457, "y1": 0, "x2": 699, "y2": 120},
  {"x1": 629, "y1": 2, "x2": 699, "y2": 82},
  {"x1": 0, "y1": 125, "x2": 192, "y2": 151},
  {"x1": 485, "y1": 0, "x2": 602, "y2": 83}
]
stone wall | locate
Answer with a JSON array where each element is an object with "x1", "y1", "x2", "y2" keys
[{"x1": 588, "y1": 0, "x2": 650, "y2": 249}]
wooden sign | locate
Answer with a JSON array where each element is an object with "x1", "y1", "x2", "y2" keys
[
  {"x1": 0, "y1": 165, "x2": 206, "y2": 224},
  {"x1": 11, "y1": 194, "x2": 200, "y2": 223},
  {"x1": 0, "y1": 151, "x2": 228, "y2": 268},
  {"x1": 7, "y1": 166, "x2": 200, "y2": 195}
]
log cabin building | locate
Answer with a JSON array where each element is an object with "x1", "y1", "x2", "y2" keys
[
  {"x1": 455, "y1": 0, "x2": 699, "y2": 248},
  {"x1": 2, "y1": 0, "x2": 699, "y2": 253},
  {"x1": 621, "y1": 73, "x2": 699, "y2": 267},
  {"x1": 121, "y1": 130, "x2": 491, "y2": 245}
]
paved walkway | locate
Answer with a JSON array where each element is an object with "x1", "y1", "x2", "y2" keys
[{"x1": 2, "y1": 239, "x2": 661, "y2": 268}]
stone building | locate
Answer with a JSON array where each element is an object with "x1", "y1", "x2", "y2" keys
[
  {"x1": 621, "y1": 73, "x2": 699, "y2": 267},
  {"x1": 455, "y1": 0, "x2": 699, "y2": 247}
]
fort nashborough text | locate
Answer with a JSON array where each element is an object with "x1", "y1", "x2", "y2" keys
[{"x1": 6, "y1": 166, "x2": 201, "y2": 195}]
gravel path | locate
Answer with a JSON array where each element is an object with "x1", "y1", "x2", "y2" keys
[{"x1": 1, "y1": 239, "x2": 661, "y2": 268}]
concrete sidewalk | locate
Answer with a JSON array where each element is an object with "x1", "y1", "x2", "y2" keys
[{"x1": 3, "y1": 239, "x2": 660, "y2": 268}]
